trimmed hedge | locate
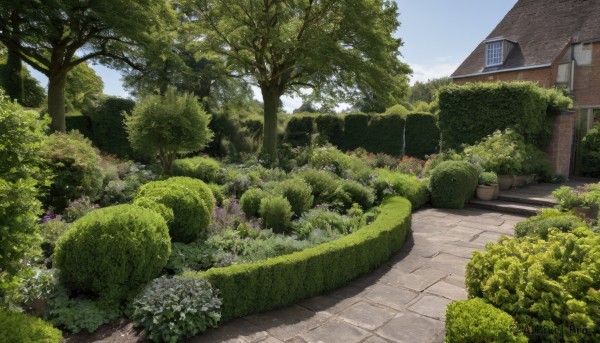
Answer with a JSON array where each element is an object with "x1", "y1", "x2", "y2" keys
[
  {"x1": 377, "y1": 170, "x2": 429, "y2": 209},
  {"x1": 65, "y1": 115, "x2": 94, "y2": 139},
  {"x1": 438, "y1": 82, "x2": 571, "y2": 149},
  {"x1": 87, "y1": 96, "x2": 136, "y2": 158},
  {"x1": 54, "y1": 205, "x2": 171, "y2": 302},
  {"x1": 405, "y1": 113, "x2": 439, "y2": 158},
  {"x1": 365, "y1": 114, "x2": 405, "y2": 155},
  {"x1": 446, "y1": 298, "x2": 527, "y2": 343},
  {"x1": 284, "y1": 116, "x2": 315, "y2": 147},
  {"x1": 342, "y1": 113, "x2": 371, "y2": 151},
  {"x1": 430, "y1": 161, "x2": 479, "y2": 209},
  {"x1": 0, "y1": 309, "x2": 63, "y2": 343},
  {"x1": 184, "y1": 196, "x2": 412, "y2": 322},
  {"x1": 172, "y1": 156, "x2": 222, "y2": 184},
  {"x1": 580, "y1": 123, "x2": 600, "y2": 177},
  {"x1": 315, "y1": 114, "x2": 344, "y2": 147}
]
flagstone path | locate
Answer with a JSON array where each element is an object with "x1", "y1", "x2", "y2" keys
[{"x1": 188, "y1": 207, "x2": 526, "y2": 343}]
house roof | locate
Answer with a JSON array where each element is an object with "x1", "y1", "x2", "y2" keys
[{"x1": 452, "y1": 0, "x2": 600, "y2": 78}]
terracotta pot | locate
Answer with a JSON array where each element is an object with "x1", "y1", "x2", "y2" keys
[
  {"x1": 476, "y1": 185, "x2": 495, "y2": 201},
  {"x1": 492, "y1": 183, "x2": 499, "y2": 199},
  {"x1": 498, "y1": 175, "x2": 514, "y2": 190}
]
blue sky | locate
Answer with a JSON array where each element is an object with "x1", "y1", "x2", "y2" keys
[{"x1": 31, "y1": 0, "x2": 518, "y2": 111}]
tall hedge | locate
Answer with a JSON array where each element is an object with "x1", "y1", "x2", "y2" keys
[
  {"x1": 184, "y1": 196, "x2": 411, "y2": 322},
  {"x1": 342, "y1": 113, "x2": 371, "y2": 150},
  {"x1": 315, "y1": 114, "x2": 344, "y2": 147},
  {"x1": 88, "y1": 96, "x2": 136, "y2": 158},
  {"x1": 65, "y1": 115, "x2": 93, "y2": 139},
  {"x1": 438, "y1": 82, "x2": 571, "y2": 149},
  {"x1": 405, "y1": 113, "x2": 439, "y2": 158},
  {"x1": 284, "y1": 116, "x2": 314, "y2": 146},
  {"x1": 365, "y1": 114, "x2": 405, "y2": 155}
]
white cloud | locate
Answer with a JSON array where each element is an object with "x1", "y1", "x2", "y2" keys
[{"x1": 408, "y1": 62, "x2": 459, "y2": 85}]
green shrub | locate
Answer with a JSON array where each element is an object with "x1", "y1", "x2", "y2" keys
[
  {"x1": 53, "y1": 205, "x2": 171, "y2": 301},
  {"x1": 125, "y1": 88, "x2": 213, "y2": 175},
  {"x1": 292, "y1": 208, "x2": 359, "y2": 239},
  {"x1": 445, "y1": 298, "x2": 527, "y2": 343},
  {"x1": 134, "y1": 178, "x2": 212, "y2": 243},
  {"x1": 87, "y1": 96, "x2": 136, "y2": 158},
  {"x1": 40, "y1": 219, "x2": 70, "y2": 259},
  {"x1": 132, "y1": 277, "x2": 221, "y2": 343},
  {"x1": 377, "y1": 170, "x2": 429, "y2": 209},
  {"x1": 162, "y1": 176, "x2": 216, "y2": 214},
  {"x1": 63, "y1": 196, "x2": 98, "y2": 223},
  {"x1": 478, "y1": 171, "x2": 498, "y2": 185},
  {"x1": 514, "y1": 208, "x2": 586, "y2": 239},
  {"x1": 580, "y1": 123, "x2": 600, "y2": 177},
  {"x1": 295, "y1": 168, "x2": 340, "y2": 204},
  {"x1": 240, "y1": 188, "x2": 267, "y2": 218},
  {"x1": 308, "y1": 146, "x2": 352, "y2": 176},
  {"x1": 430, "y1": 161, "x2": 479, "y2": 209},
  {"x1": 42, "y1": 131, "x2": 104, "y2": 211},
  {"x1": 405, "y1": 113, "x2": 440, "y2": 159},
  {"x1": 338, "y1": 180, "x2": 375, "y2": 210},
  {"x1": 65, "y1": 115, "x2": 94, "y2": 139},
  {"x1": 284, "y1": 115, "x2": 315, "y2": 146},
  {"x1": 259, "y1": 196, "x2": 293, "y2": 233},
  {"x1": 207, "y1": 183, "x2": 224, "y2": 207},
  {"x1": 172, "y1": 156, "x2": 222, "y2": 183},
  {"x1": 273, "y1": 179, "x2": 314, "y2": 217},
  {"x1": 315, "y1": 114, "x2": 344, "y2": 147},
  {"x1": 466, "y1": 228, "x2": 600, "y2": 342},
  {"x1": 184, "y1": 197, "x2": 411, "y2": 322},
  {"x1": 462, "y1": 129, "x2": 524, "y2": 175},
  {"x1": 365, "y1": 114, "x2": 405, "y2": 155},
  {"x1": 342, "y1": 113, "x2": 371, "y2": 150},
  {"x1": 438, "y1": 82, "x2": 571, "y2": 149},
  {"x1": 384, "y1": 104, "x2": 409, "y2": 117},
  {"x1": 521, "y1": 143, "x2": 552, "y2": 179},
  {"x1": 0, "y1": 309, "x2": 62, "y2": 343}
]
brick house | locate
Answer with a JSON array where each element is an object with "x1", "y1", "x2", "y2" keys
[{"x1": 451, "y1": 0, "x2": 600, "y2": 176}]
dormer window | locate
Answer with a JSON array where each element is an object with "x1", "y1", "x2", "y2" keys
[{"x1": 486, "y1": 41, "x2": 503, "y2": 67}]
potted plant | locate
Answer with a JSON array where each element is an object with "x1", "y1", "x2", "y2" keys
[{"x1": 477, "y1": 172, "x2": 498, "y2": 201}]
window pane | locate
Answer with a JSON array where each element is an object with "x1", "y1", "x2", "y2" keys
[{"x1": 486, "y1": 41, "x2": 503, "y2": 66}]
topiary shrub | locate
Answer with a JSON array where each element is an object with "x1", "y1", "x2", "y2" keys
[
  {"x1": 466, "y1": 228, "x2": 600, "y2": 342},
  {"x1": 377, "y1": 170, "x2": 429, "y2": 209},
  {"x1": 273, "y1": 179, "x2": 314, "y2": 217},
  {"x1": 308, "y1": 146, "x2": 352, "y2": 177},
  {"x1": 430, "y1": 161, "x2": 478, "y2": 209},
  {"x1": 364, "y1": 114, "x2": 405, "y2": 155},
  {"x1": 338, "y1": 180, "x2": 375, "y2": 210},
  {"x1": 514, "y1": 208, "x2": 586, "y2": 239},
  {"x1": 405, "y1": 112, "x2": 440, "y2": 159},
  {"x1": 87, "y1": 96, "x2": 136, "y2": 158},
  {"x1": 259, "y1": 196, "x2": 293, "y2": 233},
  {"x1": 0, "y1": 308, "x2": 63, "y2": 343},
  {"x1": 41, "y1": 131, "x2": 104, "y2": 211},
  {"x1": 240, "y1": 188, "x2": 267, "y2": 218},
  {"x1": 132, "y1": 277, "x2": 221, "y2": 343},
  {"x1": 172, "y1": 156, "x2": 222, "y2": 183},
  {"x1": 162, "y1": 177, "x2": 215, "y2": 214},
  {"x1": 134, "y1": 178, "x2": 212, "y2": 243},
  {"x1": 284, "y1": 115, "x2": 315, "y2": 147},
  {"x1": 580, "y1": 123, "x2": 600, "y2": 178},
  {"x1": 295, "y1": 168, "x2": 340, "y2": 204},
  {"x1": 315, "y1": 114, "x2": 344, "y2": 147},
  {"x1": 53, "y1": 205, "x2": 171, "y2": 302},
  {"x1": 207, "y1": 183, "x2": 224, "y2": 207},
  {"x1": 445, "y1": 298, "x2": 527, "y2": 343}
]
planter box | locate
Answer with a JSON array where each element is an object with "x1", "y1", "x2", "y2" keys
[
  {"x1": 498, "y1": 175, "x2": 514, "y2": 190},
  {"x1": 476, "y1": 185, "x2": 495, "y2": 201}
]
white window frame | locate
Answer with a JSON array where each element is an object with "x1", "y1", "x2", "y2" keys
[{"x1": 486, "y1": 41, "x2": 503, "y2": 67}]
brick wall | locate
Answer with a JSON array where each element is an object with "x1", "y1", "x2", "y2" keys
[
  {"x1": 572, "y1": 42, "x2": 600, "y2": 107},
  {"x1": 546, "y1": 112, "x2": 575, "y2": 177}
]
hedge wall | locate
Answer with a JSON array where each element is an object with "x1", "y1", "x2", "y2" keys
[
  {"x1": 284, "y1": 116, "x2": 314, "y2": 147},
  {"x1": 405, "y1": 113, "x2": 439, "y2": 159},
  {"x1": 438, "y1": 82, "x2": 571, "y2": 149},
  {"x1": 184, "y1": 196, "x2": 412, "y2": 322},
  {"x1": 88, "y1": 96, "x2": 136, "y2": 158},
  {"x1": 315, "y1": 114, "x2": 344, "y2": 147},
  {"x1": 342, "y1": 113, "x2": 372, "y2": 151},
  {"x1": 365, "y1": 114, "x2": 405, "y2": 155},
  {"x1": 65, "y1": 115, "x2": 93, "y2": 139}
]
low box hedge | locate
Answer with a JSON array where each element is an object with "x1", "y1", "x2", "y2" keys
[{"x1": 183, "y1": 196, "x2": 412, "y2": 322}]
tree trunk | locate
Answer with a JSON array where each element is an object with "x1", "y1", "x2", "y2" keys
[
  {"x1": 48, "y1": 72, "x2": 67, "y2": 132},
  {"x1": 5, "y1": 49, "x2": 24, "y2": 103},
  {"x1": 261, "y1": 85, "x2": 281, "y2": 162}
]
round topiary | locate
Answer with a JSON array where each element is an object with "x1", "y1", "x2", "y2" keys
[
  {"x1": 430, "y1": 161, "x2": 479, "y2": 209},
  {"x1": 273, "y1": 179, "x2": 314, "y2": 217},
  {"x1": 162, "y1": 176, "x2": 215, "y2": 214},
  {"x1": 134, "y1": 179, "x2": 211, "y2": 243},
  {"x1": 0, "y1": 309, "x2": 63, "y2": 343},
  {"x1": 53, "y1": 205, "x2": 171, "y2": 302},
  {"x1": 259, "y1": 196, "x2": 293, "y2": 233},
  {"x1": 240, "y1": 188, "x2": 267, "y2": 218}
]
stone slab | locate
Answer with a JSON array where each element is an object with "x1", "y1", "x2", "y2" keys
[
  {"x1": 363, "y1": 283, "x2": 418, "y2": 311},
  {"x1": 338, "y1": 301, "x2": 396, "y2": 330},
  {"x1": 299, "y1": 320, "x2": 370, "y2": 343},
  {"x1": 408, "y1": 295, "x2": 453, "y2": 320},
  {"x1": 376, "y1": 313, "x2": 444, "y2": 343}
]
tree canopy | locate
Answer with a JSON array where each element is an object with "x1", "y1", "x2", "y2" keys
[
  {"x1": 183, "y1": 0, "x2": 411, "y2": 159},
  {"x1": 0, "y1": 0, "x2": 175, "y2": 132}
]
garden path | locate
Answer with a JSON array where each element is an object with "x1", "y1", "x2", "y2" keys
[{"x1": 187, "y1": 207, "x2": 526, "y2": 343}]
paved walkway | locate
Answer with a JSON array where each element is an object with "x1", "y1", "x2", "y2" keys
[{"x1": 188, "y1": 207, "x2": 527, "y2": 343}]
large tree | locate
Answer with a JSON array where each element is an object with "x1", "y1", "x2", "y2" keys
[
  {"x1": 0, "y1": 0, "x2": 175, "y2": 132},
  {"x1": 184, "y1": 0, "x2": 410, "y2": 159}
]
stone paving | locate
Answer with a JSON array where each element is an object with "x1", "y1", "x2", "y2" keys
[{"x1": 188, "y1": 207, "x2": 527, "y2": 343}]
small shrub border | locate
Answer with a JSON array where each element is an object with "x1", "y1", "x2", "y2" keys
[{"x1": 184, "y1": 196, "x2": 412, "y2": 322}]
